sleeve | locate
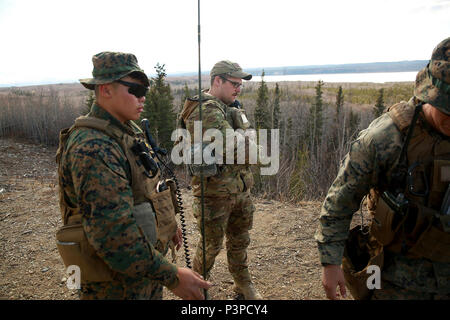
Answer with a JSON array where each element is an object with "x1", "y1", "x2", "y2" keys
[
  {"x1": 69, "y1": 136, "x2": 178, "y2": 287},
  {"x1": 314, "y1": 115, "x2": 401, "y2": 265}
]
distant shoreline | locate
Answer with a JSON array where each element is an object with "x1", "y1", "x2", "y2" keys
[{"x1": 0, "y1": 60, "x2": 426, "y2": 88}]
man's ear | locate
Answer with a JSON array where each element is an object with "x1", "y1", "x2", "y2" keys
[
  {"x1": 98, "y1": 83, "x2": 114, "y2": 98},
  {"x1": 212, "y1": 75, "x2": 222, "y2": 88}
]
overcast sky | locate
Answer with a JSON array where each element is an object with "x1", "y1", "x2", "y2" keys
[{"x1": 0, "y1": 0, "x2": 449, "y2": 86}]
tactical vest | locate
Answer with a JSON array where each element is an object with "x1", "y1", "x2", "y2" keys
[
  {"x1": 55, "y1": 116, "x2": 178, "y2": 283},
  {"x1": 368, "y1": 101, "x2": 450, "y2": 262},
  {"x1": 177, "y1": 94, "x2": 254, "y2": 193}
]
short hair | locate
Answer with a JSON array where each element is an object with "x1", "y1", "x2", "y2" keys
[{"x1": 210, "y1": 74, "x2": 227, "y2": 86}]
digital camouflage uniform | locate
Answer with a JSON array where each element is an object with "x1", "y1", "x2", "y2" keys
[
  {"x1": 58, "y1": 103, "x2": 178, "y2": 300},
  {"x1": 57, "y1": 52, "x2": 178, "y2": 300},
  {"x1": 183, "y1": 92, "x2": 256, "y2": 286},
  {"x1": 315, "y1": 38, "x2": 450, "y2": 299}
]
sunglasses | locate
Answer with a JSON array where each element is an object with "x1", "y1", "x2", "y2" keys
[
  {"x1": 115, "y1": 79, "x2": 149, "y2": 98},
  {"x1": 219, "y1": 76, "x2": 243, "y2": 89}
]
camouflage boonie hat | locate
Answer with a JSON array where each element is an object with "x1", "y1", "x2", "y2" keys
[
  {"x1": 414, "y1": 37, "x2": 450, "y2": 115},
  {"x1": 79, "y1": 51, "x2": 150, "y2": 90},
  {"x1": 210, "y1": 60, "x2": 252, "y2": 80}
]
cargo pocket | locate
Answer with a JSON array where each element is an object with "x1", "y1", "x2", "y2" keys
[
  {"x1": 56, "y1": 223, "x2": 113, "y2": 283},
  {"x1": 369, "y1": 196, "x2": 405, "y2": 246},
  {"x1": 148, "y1": 189, "x2": 178, "y2": 249}
]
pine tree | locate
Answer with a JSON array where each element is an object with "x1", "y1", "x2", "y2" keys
[
  {"x1": 335, "y1": 86, "x2": 344, "y2": 121},
  {"x1": 254, "y1": 70, "x2": 271, "y2": 130},
  {"x1": 333, "y1": 86, "x2": 345, "y2": 153},
  {"x1": 272, "y1": 83, "x2": 281, "y2": 129},
  {"x1": 141, "y1": 63, "x2": 176, "y2": 152},
  {"x1": 82, "y1": 91, "x2": 95, "y2": 115},
  {"x1": 373, "y1": 88, "x2": 385, "y2": 118},
  {"x1": 308, "y1": 80, "x2": 324, "y2": 151},
  {"x1": 348, "y1": 107, "x2": 360, "y2": 139}
]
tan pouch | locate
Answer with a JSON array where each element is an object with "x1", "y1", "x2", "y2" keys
[
  {"x1": 342, "y1": 225, "x2": 384, "y2": 300},
  {"x1": 148, "y1": 189, "x2": 178, "y2": 249},
  {"x1": 370, "y1": 196, "x2": 405, "y2": 246},
  {"x1": 407, "y1": 205, "x2": 450, "y2": 263},
  {"x1": 56, "y1": 221, "x2": 114, "y2": 283},
  {"x1": 165, "y1": 179, "x2": 180, "y2": 214}
]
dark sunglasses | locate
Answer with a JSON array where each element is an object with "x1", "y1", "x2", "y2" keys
[
  {"x1": 219, "y1": 75, "x2": 242, "y2": 89},
  {"x1": 115, "y1": 79, "x2": 149, "y2": 98}
]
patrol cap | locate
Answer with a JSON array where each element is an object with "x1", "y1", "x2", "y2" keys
[
  {"x1": 210, "y1": 60, "x2": 252, "y2": 80},
  {"x1": 414, "y1": 37, "x2": 450, "y2": 115},
  {"x1": 79, "y1": 51, "x2": 150, "y2": 90}
]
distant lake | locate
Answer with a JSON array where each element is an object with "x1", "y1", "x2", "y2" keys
[{"x1": 250, "y1": 71, "x2": 417, "y2": 83}]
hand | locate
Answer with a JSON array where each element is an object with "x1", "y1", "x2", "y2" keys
[
  {"x1": 172, "y1": 227, "x2": 183, "y2": 251},
  {"x1": 321, "y1": 264, "x2": 347, "y2": 300},
  {"x1": 170, "y1": 267, "x2": 212, "y2": 300}
]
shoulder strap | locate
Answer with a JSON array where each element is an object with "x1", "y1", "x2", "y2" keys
[{"x1": 387, "y1": 102, "x2": 424, "y2": 191}]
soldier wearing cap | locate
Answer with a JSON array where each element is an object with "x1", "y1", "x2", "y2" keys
[
  {"x1": 315, "y1": 37, "x2": 450, "y2": 299},
  {"x1": 56, "y1": 51, "x2": 211, "y2": 300},
  {"x1": 177, "y1": 60, "x2": 263, "y2": 299}
]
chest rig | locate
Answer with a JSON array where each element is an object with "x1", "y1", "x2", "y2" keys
[
  {"x1": 56, "y1": 116, "x2": 178, "y2": 283},
  {"x1": 368, "y1": 101, "x2": 450, "y2": 262},
  {"x1": 177, "y1": 96, "x2": 254, "y2": 192}
]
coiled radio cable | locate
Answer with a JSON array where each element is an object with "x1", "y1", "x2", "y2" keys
[{"x1": 141, "y1": 119, "x2": 192, "y2": 269}]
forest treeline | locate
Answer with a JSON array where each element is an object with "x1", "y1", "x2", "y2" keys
[{"x1": 0, "y1": 65, "x2": 414, "y2": 202}]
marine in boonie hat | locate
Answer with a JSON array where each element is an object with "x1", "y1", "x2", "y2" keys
[
  {"x1": 210, "y1": 60, "x2": 252, "y2": 80},
  {"x1": 79, "y1": 51, "x2": 150, "y2": 90},
  {"x1": 414, "y1": 37, "x2": 450, "y2": 115}
]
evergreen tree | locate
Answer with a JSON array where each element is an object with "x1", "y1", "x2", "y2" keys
[
  {"x1": 82, "y1": 91, "x2": 95, "y2": 115},
  {"x1": 373, "y1": 88, "x2": 385, "y2": 118},
  {"x1": 308, "y1": 80, "x2": 324, "y2": 151},
  {"x1": 333, "y1": 86, "x2": 345, "y2": 152},
  {"x1": 181, "y1": 82, "x2": 191, "y2": 106},
  {"x1": 348, "y1": 107, "x2": 360, "y2": 139},
  {"x1": 272, "y1": 83, "x2": 281, "y2": 129},
  {"x1": 141, "y1": 63, "x2": 176, "y2": 152},
  {"x1": 254, "y1": 70, "x2": 271, "y2": 130},
  {"x1": 335, "y1": 86, "x2": 344, "y2": 121}
]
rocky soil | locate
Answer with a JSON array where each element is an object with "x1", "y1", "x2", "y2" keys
[{"x1": 0, "y1": 137, "x2": 350, "y2": 300}]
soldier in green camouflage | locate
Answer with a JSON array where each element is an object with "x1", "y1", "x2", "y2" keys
[
  {"x1": 57, "y1": 51, "x2": 210, "y2": 300},
  {"x1": 178, "y1": 60, "x2": 263, "y2": 299},
  {"x1": 315, "y1": 37, "x2": 450, "y2": 299}
]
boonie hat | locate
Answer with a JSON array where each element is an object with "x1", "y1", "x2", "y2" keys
[
  {"x1": 210, "y1": 60, "x2": 252, "y2": 80},
  {"x1": 414, "y1": 37, "x2": 450, "y2": 115},
  {"x1": 79, "y1": 51, "x2": 150, "y2": 90}
]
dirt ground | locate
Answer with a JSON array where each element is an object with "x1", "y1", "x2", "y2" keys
[{"x1": 0, "y1": 137, "x2": 347, "y2": 300}]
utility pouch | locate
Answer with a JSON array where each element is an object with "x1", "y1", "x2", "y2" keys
[
  {"x1": 165, "y1": 179, "x2": 180, "y2": 214},
  {"x1": 370, "y1": 196, "x2": 406, "y2": 246},
  {"x1": 132, "y1": 202, "x2": 157, "y2": 246},
  {"x1": 188, "y1": 163, "x2": 218, "y2": 177},
  {"x1": 342, "y1": 225, "x2": 384, "y2": 300},
  {"x1": 240, "y1": 172, "x2": 254, "y2": 192},
  {"x1": 407, "y1": 205, "x2": 450, "y2": 263},
  {"x1": 56, "y1": 217, "x2": 114, "y2": 283},
  {"x1": 230, "y1": 108, "x2": 250, "y2": 130},
  {"x1": 429, "y1": 160, "x2": 450, "y2": 206},
  {"x1": 148, "y1": 189, "x2": 178, "y2": 250}
]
